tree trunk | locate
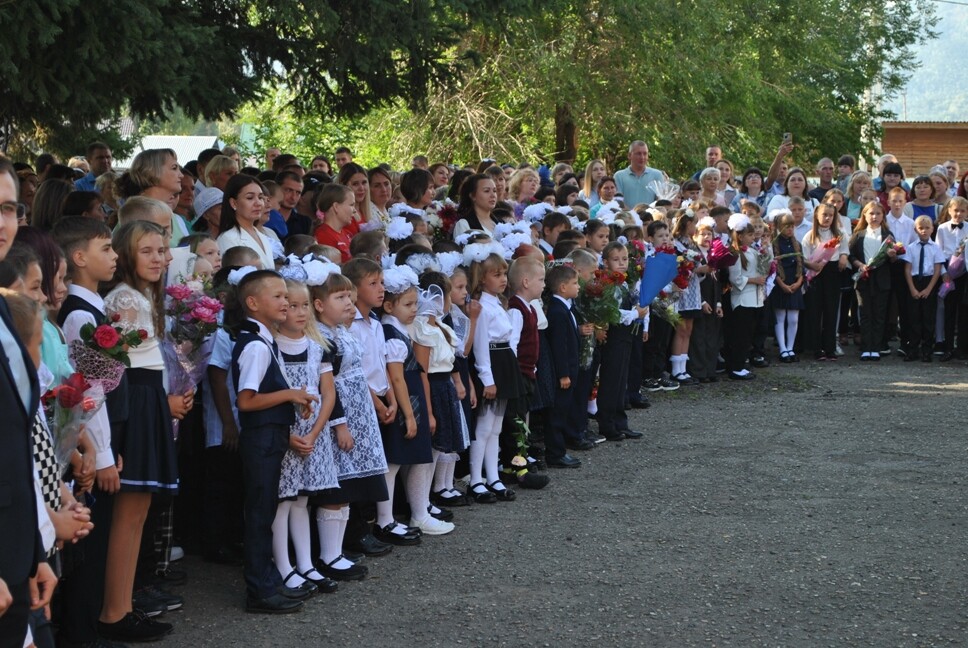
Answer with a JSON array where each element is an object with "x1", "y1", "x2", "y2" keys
[{"x1": 554, "y1": 102, "x2": 577, "y2": 163}]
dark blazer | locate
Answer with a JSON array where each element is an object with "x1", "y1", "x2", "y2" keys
[
  {"x1": 545, "y1": 297, "x2": 580, "y2": 382},
  {"x1": 848, "y1": 228, "x2": 894, "y2": 292},
  {"x1": 0, "y1": 295, "x2": 43, "y2": 584}
]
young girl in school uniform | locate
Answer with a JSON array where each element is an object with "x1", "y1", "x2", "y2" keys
[
  {"x1": 670, "y1": 210, "x2": 706, "y2": 384},
  {"x1": 689, "y1": 217, "x2": 722, "y2": 381},
  {"x1": 100, "y1": 221, "x2": 179, "y2": 638},
  {"x1": 465, "y1": 245, "x2": 523, "y2": 503},
  {"x1": 770, "y1": 211, "x2": 806, "y2": 362},
  {"x1": 935, "y1": 197, "x2": 968, "y2": 360},
  {"x1": 802, "y1": 203, "x2": 849, "y2": 361},
  {"x1": 848, "y1": 201, "x2": 896, "y2": 360},
  {"x1": 415, "y1": 271, "x2": 471, "y2": 508},
  {"x1": 725, "y1": 214, "x2": 766, "y2": 380},
  {"x1": 584, "y1": 219, "x2": 611, "y2": 266},
  {"x1": 311, "y1": 269, "x2": 387, "y2": 578},
  {"x1": 380, "y1": 265, "x2": 454, "y2": 535},
  {"x1": 271, "y1": 276, "x2": 343, "y2": 590}
]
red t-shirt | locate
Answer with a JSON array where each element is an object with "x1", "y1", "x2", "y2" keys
[{"x1": 315, "y1": 223, "x2": 352, "y2": 262}]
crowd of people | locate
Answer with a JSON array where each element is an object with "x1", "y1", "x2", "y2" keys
[{"x1": 1, "y1": 136, "x2": 967, "y2": 648}]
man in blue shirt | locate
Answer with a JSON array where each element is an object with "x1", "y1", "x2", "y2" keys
[
  {"x1": 613, "y1": 141, "x2": 665, "y2": 207},
  {"x1": 73, "y1": 141, "x2": 113, "y2": 192}
]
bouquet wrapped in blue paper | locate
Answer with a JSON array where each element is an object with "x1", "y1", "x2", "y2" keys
[{"x1": 638, "y1": 249, "x2": 680, "y2": 309}]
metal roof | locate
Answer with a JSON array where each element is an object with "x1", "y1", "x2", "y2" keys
[{"x1": 115, "y1": 135, "x2": 221, "y2": 169}]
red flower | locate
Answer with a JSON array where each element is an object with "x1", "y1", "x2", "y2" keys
[
  {"x1": 138, "y1": 329, "x2": 148, "y2": 340},
  {"x1": 111, "y1": 313, "x2": 121, "y2": 323},
  {"x1": 673, "y1": 275, "x2": 690, "y2": 289},
  {"x1": 92, "y1": 324, "x2": 120, "y2": 349}
]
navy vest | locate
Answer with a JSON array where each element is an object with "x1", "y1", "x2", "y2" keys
[
  {"x1": 57, "y1": 294, "x2": 129, "y2": 423},
  {"x1": 231, "y1": 326, "x2": 295, "y2": 429}
]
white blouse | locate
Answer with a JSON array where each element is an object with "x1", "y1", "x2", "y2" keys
[
  {"x1": 381, "y1": 315, "x2": 410, "y2": 364},
  {"x1": 410, "y1": 315, "x2": 458, "y2": 374},
  {"x1": 728, "y1": 248, "x2": 765, "y2": 309},
  {"x1": 217, "y1": 226, "x2": 276, "y2": 271},
  {"x1": 103, "y1": 283, "x2": 164, "y2": 371},
  {"x1": 801, "y1": 227, "x2": 848, "y2": 262},
  {"x1": 472, "y1": 292, "x2": 517, "y2": 387}
]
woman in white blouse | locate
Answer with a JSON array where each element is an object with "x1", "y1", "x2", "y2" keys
[{"x1": 216, "y1": 175, "x2": 275, "y2": 270}]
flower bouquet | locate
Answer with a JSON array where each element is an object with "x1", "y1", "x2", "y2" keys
[
  {"x1": 647, "y1": 177, "x2": 681, "y2": 202},
  {"x1": 707, "y1": 238, "x2": 739, "y2": 270},
  {"x1": 625, "y1": 239, "x2": 647, "y2": 289},
  {"x1": 851, "y1": 237, "x2": 903, "y2": 286},
  {"x1": 650, "y1": 290, "x2": 682, "y2": 328},
  {"x1": 163, "y1": 278, "x2": 223, "y2": 436},
  {"x1": 755, "y1": 243, "x2": 773, "y2": 277},
  {"x1": 68, "y1": 314, "x2": 146, "y2": 393},
  {"x1": 673, "y1": 248, "x2": 699, "y2": 289},
  {"x1": 42, "y1": 372, "x2": 106, "y2": 473},
  {"x1": 805, "y1": 237, "x2": 842, "y2": 282},
  {"x1": 435, "y1": 202, "x2": 460, "y2": 240},
  {"x1": 948, "y1": 242, "x2": 966, "y2": 279},
  {"x1": 578, "y1": 269, "x2": 626, "y2": 328}
]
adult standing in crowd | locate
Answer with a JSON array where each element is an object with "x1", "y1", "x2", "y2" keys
[
  {"x1": 691, "y1": 145, "x2": 722, "y2": 180},
  {"x1": 944, "y1": 160, "x2": 960, "y2": 197},
  {"x1": 808, "y1": 158, "x2": 836, "y2": 202},
  {"x1": 73, "y1": 142, "x2": 113, "y2": 192},
  {"x1": 614, "y1": 141, "x2": 665, "y2": 207},
  {"x1": 0, "y1": 157, "x2": 57, "y2": 648},
  {"x1": 276, "y1": 171, "x2": 313, "y2": 240}
]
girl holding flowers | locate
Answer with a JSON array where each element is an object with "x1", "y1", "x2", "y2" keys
[
  {"x1": 848, "y1": 201, "x2": 896, "y2": 360},
  {"x1": 802, "y1": 203, "x2": 849, "y2": 360}
]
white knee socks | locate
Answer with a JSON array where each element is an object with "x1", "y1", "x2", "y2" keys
[
  {"x1": 316, "y1": 506, "x2": 353, "y2": 569},
  {"x1": 671, "y1": 354, "x2": 690, "y2": 377},
  {"x1": 289, "y1": 496, "x2": 313, "y2": 575},
  {"x1": 375, "y1": 463, "x2": 401, "y2": 528},
  {"x1": 272, "y1": 501, "x2": 303, "y2": 585}
]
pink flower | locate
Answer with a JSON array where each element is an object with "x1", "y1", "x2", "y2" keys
[
  {"x1": 166, "y1": 284, "x2": 193, "y2": 301},
  {"x1": 197, "y1": 296, "x2": 223, "y2": 312},
  {"x1": 190, "y1": 306, "x2": 217, "y2": 324}
]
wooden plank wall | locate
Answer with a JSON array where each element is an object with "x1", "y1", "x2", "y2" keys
[{"x1": 882, "y1": 124, "x2": 968, "y2": 177}]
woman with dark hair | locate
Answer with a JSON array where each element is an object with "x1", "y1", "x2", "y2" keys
[
  {"x1": 216, "y1": 174, "x2": 274, "y2": 270},
  {"x1": 453, "y1": 173, "x2": 497, "y2": 237},
  {"x1": 310, "y1": 155, "x2": 332, "y2": 176},
  {"x1": 446, "y1": 169, "x2": 472, "y2": 204},
  {"x1": 729, "y1": 167, "x2": 768, "y2": 212},
  {"x1": 368, "y1": 166, "x2": 394, "y2": 224},
  {"x1": 336, "y1": 162, "x2": 372, "y2": 236},
  {"x1": 765, "y1": 167, "x2": 819, "y2": 221},
  {"x1": 61, "y1": 191, "x2": 105, "y2": 221},
  {"x1": 30, "y1": 178, "x2": 73, "y2": 230}
]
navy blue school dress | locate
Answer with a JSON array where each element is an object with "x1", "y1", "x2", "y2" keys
[
  {"x1": 770, "y1": 235, "x2": 807, "y2": 310},
  {"x1": 381, "y1": 318, "x2": 433, "y2": 465}
]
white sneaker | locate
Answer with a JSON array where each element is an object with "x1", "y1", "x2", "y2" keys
[
  {"x1": 834, "y1": 343, "x2": 845, "y2": 357},
  {"x1": 409, "y1": 516, "x2": 455, "y2": 536},
  {"x1": 170, "y1": 546, "x2": 185, "y2": 562}
]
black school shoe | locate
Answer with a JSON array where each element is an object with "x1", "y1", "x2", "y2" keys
[
  {"x1": 134, "y1": 584, "x2": 183, "y2": 612},
  {"x1": 618, "y1": 429, "x2": 644, "y2": 439},
  {"x1": 344, "y1": 532, "x2": 393, "y2": 557},
  {"x1": 98, "y1": 611, "x2": 173, "y2": 642},
  {"x1": 316, "y1": 556, "x2": 368, "y2": 582},
  {"x1": 244, "y1": 593, "x2": 303, "y2": 614},
  {"x1": 373, "y1": 522, "x2": 422, "y2": 546}
]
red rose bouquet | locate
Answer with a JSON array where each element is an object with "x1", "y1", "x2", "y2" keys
[
  {"x1": 851, "y1": 236, "x2": 902, "y2": 286},
  {"x1": 805, "y1": 237, "x2": 842, "y2": 282},
  {"x1": 707, "y1": 238, "x2": 739, "y2": 270},
  {"x1": 68, "y1": 314, "x2": 145, "y2": 393},
  {"x1": 42, "y1": 372, "x2": 106, "y2": 472},
  {"x1": 434, "y1": 202, "x2": 460, "y2": 240},
  {"x1": 625, "y1": 239, "x2": 647, "y2": 288},
  {"x1": 673, "y1": 249, "x2": 699, "y2": 289},
  {"x1": 578, "y1": 268, "x2": 626, "y2": 328}
]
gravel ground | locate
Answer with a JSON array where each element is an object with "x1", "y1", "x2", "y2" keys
[{"x1": 157, "y1": 357, "x2": 968, "y2": 647}]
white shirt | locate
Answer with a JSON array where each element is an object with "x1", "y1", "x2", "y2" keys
[
  {"x1": 793, "y1": 220, "x2": 812, "y2": 245},
  {"x1": 802, "y1": 227, "x2": 849, "y2": 261},
  {"x1": 935, "y1": 221, "x2": 968, "y2": 259},
  {"x1": 885, "y1": 212, "x2": 917, "y2": 247},
  {"x1": 236, "y1": 318, "x2": 281, "y2": 393},
  {"x1": 862, "y1": 227, "x2": 883, "y2": 263},
  {"x1": 903, "y1": 239, "x2": 945, "y2": 277},
  {"x1": 61, "y1": 284, "x2": 114, "y2": 470},
  {"x1": 472, "y1": 292, "x2": 516, "y2": 388},
  {"x1": 349, "y1": 308, "x2": 390, "y2": 396},
  {"x1": 728, "y1": 248, "x2": 765, "y2": 308},
  {"x1": 217, "y1": 226, "x2": 276, "y2": 271},
  {"x1": 765, "y1": 194, "x2": 819, "y2": 223}
]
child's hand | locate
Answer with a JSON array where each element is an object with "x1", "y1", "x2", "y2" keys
[
  {"x1": 96, "y1": 465, "x2": 120, "y2": 494},
  {"x1": 334, "y1": 424, "x2": 354, "y2": 451},
  {"x1": 579, "y1": 323, "x2": 594, "y2": 336},
  {"x1": 290, "y1": 386, "x2": 319, "y2": 419},
  {"x1": 383, "y1": 401, "x2": 397, "y2": 423},
  {"x1": 50, "y1": 504, "x2": 93, "y2": 547},
  {"x1": 466, "y1": 299, "x2": 482, "y2": 320},
  {"x1": 559, "y1": 377, "x2": 571, "y2": 390},
  {"x1": 910, "y1": 288, "x2": 921, "y2": 299},
  {"x1": 838, "y1": 255, "x2": 848, "y2": 271},
  {"x1": 594, "y1": 328, "x2": 607, "y2": 343},
  {"x1": 635, "y1": 305, "x2": 648, "y2": 318},
  {"x1": 429, "y1": 414, "x2": 437, "y2": 436},
  {"x1": 167, "y1": 394, "x2": 190, "y2": 420},
  {"x1": 289, "y1": 434, "x2": 313, "y2": 456},
  {"x1": 470, "y1": 384, "x2": 477, "y2": 409},
  {"x1": 483, "y1": 384, "x2": 497, "y2": 400},
  {"x1": 223, "y1": 421, "x2": 240, "y2": 452},
  {"x1": 642, "y1": 330, "x2": 649, "y2": 342},
  {"x1": 701, "y1": 302, "x2": 712, "y2": 315},
  {"x1": 454, "y1": 378, "x2": 466, "y2": 401},
  {"x1": 404, "y1": 416, "x2": 417, "y2": 439}
]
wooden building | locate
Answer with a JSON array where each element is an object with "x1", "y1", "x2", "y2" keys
[{"x1": 881, "y1": 122, "x2": 968, "y2": 176}]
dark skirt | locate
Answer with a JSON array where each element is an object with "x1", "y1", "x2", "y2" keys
[
  {"x1": 770, "y1": 284, "x2": 806, "y2": 310},
  {"x1": 311, "y1": 474, "x2": 388, "y2": 505},
  {"x1": 471, "y1": 344, "x2": 524, "y2": 405},
  {"x1": 118, "y1": 368, "x2": 179, "y2": 493},
  {"x1": 428, "y1": 373, "x2": 468, "y2": 454},
  {"x1": 380, "y1": 368, "x2": 433, "y2": 465},
  {"x1": 678, "y1": 308, "x2": 701, "y2": 319},
  {"x1": 530, "y1": 330, "x2": 556, "y2": 411},
  {"x1": 454, "y1": 356, "x2": 476, "y2": 441}
]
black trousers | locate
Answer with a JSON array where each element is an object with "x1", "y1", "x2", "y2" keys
[
  {"x1": 884, "y1": 262, "x2": 910, "y2": 350},
  {"x1": 0, "y1": 579, "x2": 28, "y2": 648},
  {"x1": 625, "y1": 336, "x2": 645, "y2": 401},
  {"x1": 805, "y1": 263, "x2": 841, "y2": 356},
  {"x1": 202, "y1": 445, "x2": 244, "y2": 556},
  {"x1": 689, "y1": 311, "x2": 720, "y2": 379},
  {"x1": 643, "y1": 317, "x2": 672, "y2": 379},
  {"x1": 907, "y1": 276, "x2": 938, "y2": 355},
  {"x1": 567, "y1": 354, "x2": 598, "y2": 440},
  {"x1": 726, "y1": 305, "x2": 755, "y2": 372},
  {"x1": 56, "y1": 486, "x2": 114, "y2": 643},
  {"x1": 943, "y1": 274, "x2": 968, "y2": 354},
  {"x1": 545, "y1": 381, "x2": 573, "y2": 461},
  {"x1": 856, "y1": 282, "x2": 890, "y2": 353},
  {"x1": 597, "y1": 325, "x2": 632, "y2": 436},
  {"x1": 239, "y1": 423, "x2": 289, "y2": 599}
]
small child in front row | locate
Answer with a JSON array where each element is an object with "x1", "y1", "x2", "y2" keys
[
  {"x1": 903, "y1": 215, "x2": 945, "y2": 362},
  {"x1": 380, "y1": 266, "x2": 454, "y2": 535},
  {"x1": 226, "y1": 269, "x2": 318, "y2": 613},
  {"x1": 467, "y1": 248, "x2": 524, "y2": 503},
  {"x1": 564, "y1": 249, "x2": 600, "y2": 445},
  {"x1": 271, "y1": 278, "x2": 343, "y2": 593},
  {"x1": 689, "y1": 217, "x2": 723, "y2": 381},
  {"x1": 543, "y1": 263, "x2": 583, "y2": 467},
  {"x1": 414, "y1": 272, "x2": 471, "y2": 508},
  {"x1": 770, "y1": 211, "x2": 805, "y2": 362},
  {"x1": 725, "y1": 215, "x2": 766, "y2": 380}
]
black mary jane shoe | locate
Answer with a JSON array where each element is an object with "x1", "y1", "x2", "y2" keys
[
  {"x1": 469, "y1": 482, "x2": 497, "y2": 503},
  {"x1": 344, "y1": 532, "x2": 393, "y2": 557},
  {"x1": 317, "y1": 556, "x2": 368, "y2": 582},
  {"x1": 432, "y1": 488, "x2": 469, "y2": 508},
  {"x1": 298, "y1": 567, "x2": 339, "y2": 593},
  {"x1": 428, "y1": 505, "x2": 454, "y2": 522},
  {"x1": 373, "y1": 522, "x2": 422, "y2": 546},
  {"x1": 486, "y1": 481, "x2": 516, "y2": 502},
  {"x1": 281, "y1": 572, "x2": 318, "y2": 598}
]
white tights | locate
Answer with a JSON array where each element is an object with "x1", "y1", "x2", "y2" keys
[
  {"x1": 469, "y1": 399, "x2": 507, "y2": 491},
  {"x1": 775, "y1": 309, "x2": 800, "y2": 353},
  {"x1": 272, "y1": 496, "x2": 312, "y2": 585}
]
